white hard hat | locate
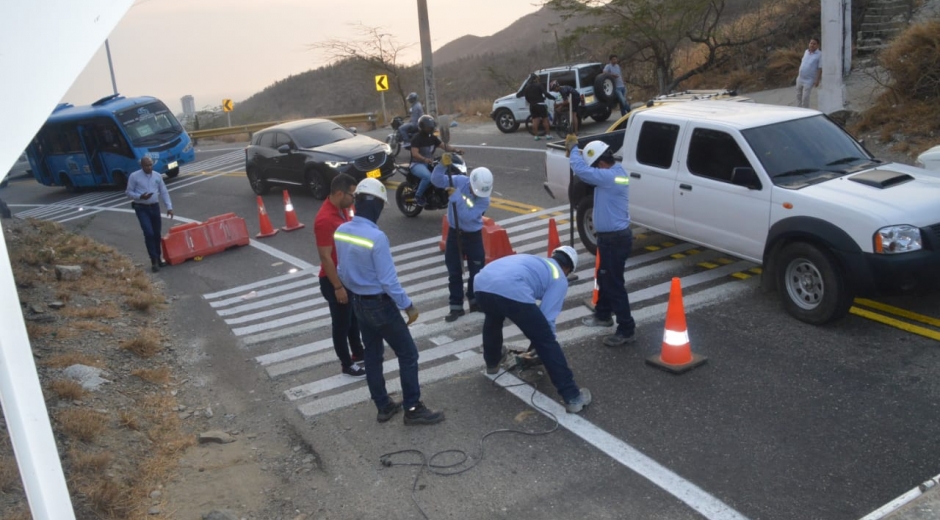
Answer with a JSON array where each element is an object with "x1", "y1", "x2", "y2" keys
[
  {"x1": 552, "y1": 245, "x2": 579, "y2": 272},
  {"x1": 354, "y1": 177, "x2": 388, "y2": 203},
  {"x1": 583, "y1": 141, "x2": 611, "y2": 167},
  {"x1": 469, "y1": 167, "x2": 494, "y2": 198}
]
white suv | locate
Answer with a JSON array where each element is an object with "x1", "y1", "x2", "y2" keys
[{"x1": 489, "y1": 63, "x2": 613, "y2": 133}]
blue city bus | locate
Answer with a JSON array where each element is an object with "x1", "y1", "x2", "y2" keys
[{"x1": 26, "y1": 94, "x2": 195, "y2": 191}]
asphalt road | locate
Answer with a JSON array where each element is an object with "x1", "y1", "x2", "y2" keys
[{"x1": 3, "y1": 118, "x2": 940, "y2": 520}]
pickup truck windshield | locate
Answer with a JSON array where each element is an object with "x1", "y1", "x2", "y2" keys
[{"x1": 742, "y1": 115, "x2": 876, "y2": 188}]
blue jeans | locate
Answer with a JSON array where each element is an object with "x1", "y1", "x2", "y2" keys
[
  {"x1": 596, "y1": 229, "x2": 636, "y2": 336},
  {"x1": 475, "y1": 291, "x2": 580, "y2": 403},
  {"x1": 320, "y1": 280, "x2": 365, "y2": 368},
  {"x1": 410, "y1": 162, "x2": 432, "y2": 198},
  {"x1": 398, "y1": 122, "x2": 416, "y2": 142},
  {"x1": 350, "y1": 294, "x2": 421, "y2": 410},
  {"x1": 614, "y1": 86, "x2": 629, "y2": 116},
  {"x1": 133, "y1": 202, "x2": 162, "y2": 261},
  {"x1": 445, "y1": 229, "x2": 485, "y2": 310}
]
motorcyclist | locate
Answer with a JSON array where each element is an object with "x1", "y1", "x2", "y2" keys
[
  {"x1": 398, "y1": 92, "x2": 423, "y2": 143},
  {"x1": 409, "y1": 115, "x2": 463, "y2": 207},
  {"x1": 550, "y1": 80, "x2": 581, "y2": 134}
]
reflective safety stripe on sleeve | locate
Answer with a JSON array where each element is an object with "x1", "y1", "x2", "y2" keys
[
  {"x1": 334, "y1": 232, "x2": 374, "y2": 249},
  {"x1": 543, "y1": 259, "x2": 560, "y2": 279},
  {"x1": 615, "y1": 176, "x2": 629, "y2": 185},
  {"x1": 462, "y1": 194, "x2": 474, "y2": 207}
]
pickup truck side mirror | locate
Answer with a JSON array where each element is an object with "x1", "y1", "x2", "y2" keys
[
  {"x1": 277, "y1": 144, "x2": 292, "y2": 154},
  {"x1": 731, "y1": 167, "x2": 762, "y2": 190},
  {"x1": 347, "y1": 126, "x2": 358, "y2": 135}
]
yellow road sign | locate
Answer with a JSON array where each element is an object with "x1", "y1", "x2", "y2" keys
[
  {"x1": 222, "y1": 99, "x2": 233, "y2": 112},
  {"x1": 375, "y1": 75, "x2": 389, "y2": 92}
]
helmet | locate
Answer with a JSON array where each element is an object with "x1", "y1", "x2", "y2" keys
[
  {"x1": 469, "y1": 167, "x2": 494, "y2": 198},
  {"x1": 407, "y1": 92, "x2": 418, "y2": 103},
  {"x1": 417, "y1": 114, "x2": 436, "y2": 134},
  {"x1": 354, "y1": 178, "x2": 387, "y2": 203},
  {"x1": 583, "y1": 141, "x2": 611, "y2": 167},
  {"x1": 549, "y1": 80, "x2": 559, "y2": 91},
  {"x1": 552, "y1": 246, "x2": 579, "y2": 272}
]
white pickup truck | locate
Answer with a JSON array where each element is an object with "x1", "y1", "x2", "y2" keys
[{"x1": 543, "y1": 101, "x2": 940, "y2": 324}]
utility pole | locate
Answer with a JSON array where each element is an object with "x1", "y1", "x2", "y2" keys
[
  {"x1": 105, "y1": 39, "x2": 118, "y2": 95},
  {"x1": 416, "y1": 0, "x2": 437, "y2": 117},
  {"x1": 818, "y1": 0, "x2": 851, "y2": 113}
]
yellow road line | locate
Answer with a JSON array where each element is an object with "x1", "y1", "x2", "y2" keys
[
  {"x1": 853, "y1": 299, "x2": 940, "y2": 328},
  {"x1": 850, "y1": 307, "x2": 940, "y2": 341},
  {"x1": 698, "y1": 262, "x2": 719, "y2": 269},
  {"x1": 731, "y1": 272, "x2": 751, "y2": 280}
]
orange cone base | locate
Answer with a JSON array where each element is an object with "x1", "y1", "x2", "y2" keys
[
  {"x1": 256, "y1": 228, "x2": 279, "y2": 238},
  {"x1": 645, "y1": 353, "x2": 707, "y2": 374},
  {"x1": 281, "y1": 222, "x2": 305, "y2": 232}
]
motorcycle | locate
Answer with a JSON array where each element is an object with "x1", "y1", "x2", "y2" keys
[
  {"x1": 394, "y1": 154, "x2": 467, "y2": 218},
  {"x1": 385, "y1": 116, "x2": 418, "y2": 158}
]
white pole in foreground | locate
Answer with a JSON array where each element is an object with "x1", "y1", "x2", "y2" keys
[{"x1": 0, "y1": 220, "x2": 76, "y2": 519}]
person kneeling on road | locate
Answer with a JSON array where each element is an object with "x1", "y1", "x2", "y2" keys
[
  {"x1": 409, "y1": 115, "x2": 463, "y2": 207},
  {"x1": 569, "y1": 140, "x2": 637, "y2": 347},
  {"x1": 431, "y1": 154, "x2": 494, "y2": 322},
  {"x1": 334, "y1": 178, "x2": 445, "y2": 426},
  {"x1": 474, "y1": 246, "x2": 593, "y2": 414}
]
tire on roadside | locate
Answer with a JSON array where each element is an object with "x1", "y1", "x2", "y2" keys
[
  {"x1": 775, "y1": 241, "x2": 852, "y2": 324},
  {"x1": 594, "y1": 73, "x2": 616, "y2": 104},
  {"x1": 576, "y1": 197, "x2": 598, "y2": 255}
]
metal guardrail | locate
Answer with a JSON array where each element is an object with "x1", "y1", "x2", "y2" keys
[{"x1": 189, "y1": 112, "x2": 378, "y2": 140}]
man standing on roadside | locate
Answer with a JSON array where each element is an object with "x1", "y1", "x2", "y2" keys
[
  {"x1": 796, "y1": 37, "x2": 822, "y2": 108},
  {"x1": 315, "y1": 174, "x2": 366, "y2": 378},
  {"x1": 569, "y1": 139, "x2": 637, "y2": 347},
  {"x1": 604, "y1": 55, "x2": 630, "y2": 117},
  {"x1": 125, "y1": 156, "x2": 172, "y2": 273},
  {"x1": 518, "y1": 74, "x2": 552, "y2": 141},
  {"x1": 335, "y1": 178, "x2": 445, "y2": 426}
]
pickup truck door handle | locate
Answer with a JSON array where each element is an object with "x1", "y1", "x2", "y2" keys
[
  {"x1": 679, "y1": 183, "x2": 692, "y2": 191},
  {"x1": 629, "y1": 172, "x2": 641, "y2": 179}
]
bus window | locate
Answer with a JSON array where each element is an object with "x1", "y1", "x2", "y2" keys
[
  {"x1": 92, "y1": 119, "x2": 133, "y2": 157},
  {"x1": 48, "y1": 124, "x2": 83, "y2": 154}
]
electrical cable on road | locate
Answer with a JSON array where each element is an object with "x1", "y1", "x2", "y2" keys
[{"x1": 378, "y1": 357, "x2": 560, "y2": 520}]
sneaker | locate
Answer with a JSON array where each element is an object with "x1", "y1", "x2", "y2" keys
[
  {"x1": 403, "y1": 401, "x2": 445, "y2": 425},
  {"x1": 444, "y1": 309, "x2": 465, "y2": 322},
  {"x1": 582, "y1": 315, "x2": 614, "y2": 327},
  {"x1": 415, "y1": 196, "x2": 427, "y2": 207},
  {"x1": 342, "y1": 363, "x2": 366, "y2": 377},
  {"x1": 485, "y1": 365, "x2": 501, "y2": 376},
  {"x1": 565, "y1": 388, "x2": 592, "y2": 414},
  {"x1": 534, "y1": 135, "x2": 540, "y2": 141},
  {"x1": 376, "y1": 399, "x2": 401, "y2": 423},
  {"x1": 603, "y1": 331, "x2": 636, "y2": 347}
]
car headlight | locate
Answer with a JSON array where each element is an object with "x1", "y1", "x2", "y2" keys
[
  {"x1": 325, "y1": 161, "x2": 349, "y2": 169},
  {"x1": 183, "y1": 140, "x2": 193, "y2": 153},
  {"x1": 874, "y1": 225, "x2": 922, "y2": 254},
  {"x1": 382, "y1": 144, "x2": 392, "y2": 154}
]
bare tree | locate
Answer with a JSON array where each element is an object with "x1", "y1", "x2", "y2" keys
[{"x1": 309, "y1": 24, "x2": 416, "y2": 112}]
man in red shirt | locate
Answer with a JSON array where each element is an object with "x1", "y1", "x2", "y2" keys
[{"x1": 314, "y1": 174, "x2": 366, "y2": 377}]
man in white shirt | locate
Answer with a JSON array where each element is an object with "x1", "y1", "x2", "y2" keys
[
  {"x1": 796, "y1": 37, "x2": 822, "y2": 108},
  {"x1": 125, "y1": 156, "x2": 173, "y2": 272}
]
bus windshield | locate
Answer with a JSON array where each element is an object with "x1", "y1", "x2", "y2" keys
[{"x1": 116, "y1": 101, "x2": 183, "y2": 146}]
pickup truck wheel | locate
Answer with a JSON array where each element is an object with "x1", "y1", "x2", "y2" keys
[
  {"x1": 495, "y1": 109, "x2": 519, "y2": 134},
  {"x1": 594, "y1": 74, "x2": 616, "y2": 103},
  {"x1": 576, "y1": 198, "x2": 598, "y2": 255},
  {"x1": 776, "y1": 242, "x2": 852, "y2": 324}
]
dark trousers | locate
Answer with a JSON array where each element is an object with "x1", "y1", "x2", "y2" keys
[
  {"x1": 320, "y1": 280, "x2": 365, "y2": 368},
  {"x1": 350, "y1": 294, "x2": 421, "y2": 410},
  {"x1": 445, "y1": 229, "x2": 485, "y2": 310},
  {"x1": 133, "y1": 203, "x2": 162, "y2": 262},
  {"x1": 475, "y1": 291, "x2": 580, "y2": 403},
  {"x1": 596, "y1": 229, "x2": 636, "y2": 336}
]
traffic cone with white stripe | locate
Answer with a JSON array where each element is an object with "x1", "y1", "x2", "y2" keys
[
  {"x1": 281, "y1": 190, "x2": 305, "y2": 232},
  {"x1": 646, "y1": 277, "x2": 707, "y2": 374},
  {"x1": 255, "y1": 196, "x2": 279, "y2": 238},
  {"x1": 582, "y1": 251, "x2": 601, "y2": 311},
  {"x1": 547, "y1": 218, "x2": 561, "y2": 257}
]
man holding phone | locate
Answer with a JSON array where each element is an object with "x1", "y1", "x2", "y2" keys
[{"x1": 126, "y1": 156, "x2": 174, "y2": 272}]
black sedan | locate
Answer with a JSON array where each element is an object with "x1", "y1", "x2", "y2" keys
[{"x1": 244, "y1": 119, "x2": 395, "y2": 199}]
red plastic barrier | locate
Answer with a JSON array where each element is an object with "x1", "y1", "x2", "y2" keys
[
  {"x1": 161, "y1": 213, "x2": 250, "y2": 266},
  {"x1": 481, "y1": 217, "x2": 515, "y2": 264}
]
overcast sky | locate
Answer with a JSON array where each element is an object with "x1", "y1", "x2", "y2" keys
[{"x1": 63, "y1": 0, "x2": 543, "y2": 114}]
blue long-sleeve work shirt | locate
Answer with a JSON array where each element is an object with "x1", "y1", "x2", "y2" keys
[
  {"x1": 474, "y1": 254, "x2": 568, "y2": 334},
  {"x1": 334, "y1": 216, "x2": 412, "y2": 310},
  {"x1": 430, "y1": 164, "x2": 489, "y2": 232},
  {"x1": 125, "y1": 168, "x2": 172, "y2": 210},
  {"x1": 569, "y1": 146, "x2": 629, "y2": 233}
]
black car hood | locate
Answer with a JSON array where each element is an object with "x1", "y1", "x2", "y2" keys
[{"x1": 300, "y1": 135, "x2": 387, "y2": 160}]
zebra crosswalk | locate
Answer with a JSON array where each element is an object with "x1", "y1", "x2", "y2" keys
[
  {"x1": 201, "y1": 204, "x2": 758, "y2": 420},
  {"x1": 13, "y1": 150, "x2": 244, "y2": 223}
]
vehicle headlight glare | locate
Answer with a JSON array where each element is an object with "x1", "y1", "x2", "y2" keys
[
  {"x1": 383, "y1": 144, "x2": 392, "y2": 154},
  {"x1": 326, "y1": 161, "x2": 348, "y2": 169},
  {"x1": 875, "y1": 225, "x2": 922, "y2": 254}
]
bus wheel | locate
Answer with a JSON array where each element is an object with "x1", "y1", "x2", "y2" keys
[
  {"x1": 112, "y1": 171, "x2": 127, "y2": 189},
  {"x1": 166, "y1": 167, "x2": 180, "y2": 179},
  {"x1": 60, "y1": 174, "x2": 78, "y2": 193}
]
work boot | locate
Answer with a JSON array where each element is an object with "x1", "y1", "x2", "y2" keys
[
  {"x1": 376, "y1": 399, "x2": 402, "y2": 423},
  {"x1": 582, "y1": 315, "x2": 613, "y2": 327},
  {"x1": 603, "y1": 331, "x2": 636, "y2": 347},
  {"x1": 403, "y1": 401, "x2": 445, "y2": 425},
  {"x1": 444, "y1": 309, "x2": 465, "y2": 322},
  {"x1": 565, "y1": 388, "x2": 593, "y2": 414},
  {"x1": 151, "y1": 258, "x2": 160, "y2": 273}
]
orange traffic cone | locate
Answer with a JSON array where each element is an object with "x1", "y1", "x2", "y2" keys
[
  {"x1": 547, "y1": 218, "x2": 561, "y2": 257},
  {"x1": 439, "y1": 214, "x2": 449, "y2": 252},
  {"x1": 582, "y1": 250, "x2": 601, "y2": 311},
  {"x1": 281, "y1": 190, "x2": 305, "y2": 232},
  {"x1": 255, "y1": 196, "x2": 279, "y2": 238},
  {"x1": 646, "y1": 277, "x2": 707, "y2": 374}
]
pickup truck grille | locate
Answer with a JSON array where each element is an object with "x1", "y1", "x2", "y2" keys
[
  {"x1": 927, "y1": 223, "x2": 940, "y2": 244},
  {"x1": 354, "y1": 152, "x2": 386, "y2": 171}
]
